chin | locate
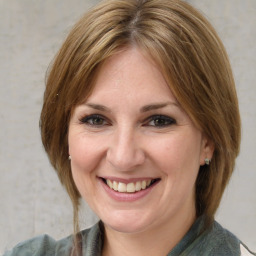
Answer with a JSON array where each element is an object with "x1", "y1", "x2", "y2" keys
[
  {"x1": 101, "y1": 211, "x2": 153, "y2": 234},
  {"x1": 105, "y1": 221, "x2": 147, "y2": 234}
]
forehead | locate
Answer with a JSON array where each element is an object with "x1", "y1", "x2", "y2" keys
[{"x1": 85, "y1": 47, "x2": 177, "y2": 104}]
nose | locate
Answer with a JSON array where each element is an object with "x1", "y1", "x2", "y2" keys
[{"x1": 106, "y1": 127, "x2": 145, "y2": 171}]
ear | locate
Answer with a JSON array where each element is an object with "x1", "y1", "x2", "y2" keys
[{"x1": 200, "y1": 134, "x2": 215, "y2": 166}]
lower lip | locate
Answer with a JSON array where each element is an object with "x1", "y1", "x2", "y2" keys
[{"x1": 99, "y1": 178, "x2": 159, "y2": 202}]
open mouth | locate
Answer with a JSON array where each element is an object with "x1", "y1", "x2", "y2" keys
[{"x1": 101, "y1": 178, "x2": 160, "y2": 193}]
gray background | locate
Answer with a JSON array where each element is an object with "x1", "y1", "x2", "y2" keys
[{"x1": 0, "y1": 0, "x2": 255, "y2": 253}]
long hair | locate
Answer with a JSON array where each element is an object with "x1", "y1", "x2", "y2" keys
[{"x1": 40, "y1": 0, "x2": 241, "y2": 247}]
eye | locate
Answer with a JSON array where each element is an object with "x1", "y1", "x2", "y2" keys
[
  {"x1": 79, "y1": 114, "x2": 108, "y2": 126},
  {"x1": 146, "y1": 115, "x2": 176, "y2": 127}
]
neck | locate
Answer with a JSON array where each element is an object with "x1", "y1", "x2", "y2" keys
[{"x1": 102, "y1": 212, "x2": 196, "y2": 256}]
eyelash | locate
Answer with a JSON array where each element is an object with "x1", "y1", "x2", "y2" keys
[
  {"x1": 79, "y1": 114, "x2": 109, "y2": 127},
  {"x1": 145, "y1": 115, "x2": 176, "y2": 127},
  {"x1": 79, "y1": 114, "x2": 176, "y2": 128}
]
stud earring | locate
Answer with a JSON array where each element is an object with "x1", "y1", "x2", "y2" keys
[
  {"x1": 205, "y1": 158, "x2": 210, "y2": 165},
  {"x1": 68, "y1": 155, "x2": 71, "y2": 160}
]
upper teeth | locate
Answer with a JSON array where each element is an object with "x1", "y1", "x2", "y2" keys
[{"x1": 106, "y1": 179, "x2": 152, "y2": 193}]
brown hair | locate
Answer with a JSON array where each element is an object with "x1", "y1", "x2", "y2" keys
[{"x1": 40, "y1": 0, "x2": 241, "y2": 235}]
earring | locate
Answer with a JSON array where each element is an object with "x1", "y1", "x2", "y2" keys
[
  {"x1": 205, "y1": 158, "x2": 210, "y2": 165},
  {"x1": 68, "y1": 155, "x2": 71, "y2": 160}
]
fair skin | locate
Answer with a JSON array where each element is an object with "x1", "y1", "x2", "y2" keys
[{"x1": 68, "y1": 47, "x2": 214, "y2": 256}]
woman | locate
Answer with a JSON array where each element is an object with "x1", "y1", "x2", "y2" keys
[{"x1": 4, "y1": 0, "x2": 255, "y2": 255}]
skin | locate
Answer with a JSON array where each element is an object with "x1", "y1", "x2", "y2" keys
[{"x1": 68, "y1": 47, "x2": 214, "y2": 256}]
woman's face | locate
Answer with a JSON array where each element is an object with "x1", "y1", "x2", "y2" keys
[{"x1": 68, "y1": 47, "x2": 213, "y2": 234}]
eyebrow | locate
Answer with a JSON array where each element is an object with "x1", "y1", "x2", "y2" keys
[
  {"x1": 84, "y1": 101, "x2": 179, "y2": 112},
  {"x1": 85, "y1": 103, "x2": 111, "y2": 112},
  {"x1": 140, "y1": 102, "x2": 180, "y2": 112}
]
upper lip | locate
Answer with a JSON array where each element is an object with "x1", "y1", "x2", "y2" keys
[{"x1": 98, "y1": 176, "x2": 161, "y2": 184}]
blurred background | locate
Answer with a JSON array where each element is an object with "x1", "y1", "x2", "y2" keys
[{"x1": 0, "y1": 0, "x2": 255, "y2": 253}]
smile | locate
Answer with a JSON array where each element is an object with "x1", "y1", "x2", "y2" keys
[{"x1": 102, "y1": 178, "x2": 160, "y2": 193}]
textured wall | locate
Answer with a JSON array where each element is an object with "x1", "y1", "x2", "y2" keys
[{"x1": 0, "y1": 0, "x2": 255, "y2": 253}]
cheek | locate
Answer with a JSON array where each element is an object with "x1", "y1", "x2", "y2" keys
[
  {"x1": 68, "y1": 134, "x2": 104, "y2": 196},
  {"x1": 69, "y1": 134, "x2": 103, "y2": 173},
  {"x1": 68, "y1": 135, "x2": 102, "y2": 199},
  {"x1": 149, "y1": 133, "x2": 202, "y2": 176}
]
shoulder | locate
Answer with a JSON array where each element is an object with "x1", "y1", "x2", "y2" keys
[
  {"x1": 204, "y1": 221, "x2": 255, "y2": 256},
  {"x1": 181, "y1": 217, "x2": 255, "y2": 256},
  {"x1": 3, "y1": 222, "x2": 103, "y2": 256},
  {"x1": 3, "y1": 233, "x2": 74, "y2": 256},
  {"x1": 240, "y1": 243, "x2": 256, "y2": 256}
]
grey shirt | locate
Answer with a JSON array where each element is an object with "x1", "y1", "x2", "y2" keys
[{"x1": 4, "y1": 217, "x2": 255, "y2": 255}]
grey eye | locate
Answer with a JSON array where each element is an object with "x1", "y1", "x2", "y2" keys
[
  {"x1": 80, "y1": 114, "x2": 107, "y2": 126},
  {"x1": 148, "y1": 115, "x2": 176, "y2": 127}
]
